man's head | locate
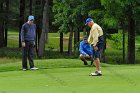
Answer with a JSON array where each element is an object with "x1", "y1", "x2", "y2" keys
[
  {"x1": 85, "y1": 18, "x2": 94, "y2": 27},
  {"x1": 83, "y1": 35, "x2": 88, "y2": 43},
  {"x1": 28, "y1": 15, "x2": 34, "y2": 25}
]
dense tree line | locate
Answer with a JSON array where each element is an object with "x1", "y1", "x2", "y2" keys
[
  {"x1": 53, "y1": 0, "x2": 140, "y2": 64},
  {"x1": 0, "y1": 0, "x2": 140, "y2": 63}
]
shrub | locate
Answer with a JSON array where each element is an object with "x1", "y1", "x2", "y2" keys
[{"x1": 106, "y1": 32, "x2": 123, "y2": 50}]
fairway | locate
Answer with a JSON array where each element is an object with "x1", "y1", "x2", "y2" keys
[{"x1": 0, "y1": 59, "x2": 139, "y2": 93}]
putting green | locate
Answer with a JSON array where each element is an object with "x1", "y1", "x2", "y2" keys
[{"x1": 0, "y1": 59, "x2": 139, "y2": 93}]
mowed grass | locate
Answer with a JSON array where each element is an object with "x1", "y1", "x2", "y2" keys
[{"x1": 0, "y1": 59, "x2": 140, "y2": 93}]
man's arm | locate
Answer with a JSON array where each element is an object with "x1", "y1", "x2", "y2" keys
[
  {"x1": 33, "y1": 24, "x2": 36, "y2": 46},
  {"x1": 92, "y1": 29, "x2": 99, "y2": 46},
  {"x1": 34, "y1": 24, "x2": 36, "y2": 41},
  {"x1": 88, "y1": 30, "x2": 93, "y2": 44},
  {"x1": 97, "y1": 24, "x2": 103, "y2": 36},
  {"x1": 21, "y1": 24, "x2": 26, "y2": 47},
  {"x1": 79, "y1": 42, "x2": 87, "y2": 56},
  {"x1": 21, "y1": 25, "x2": 25, "y2": 42}
]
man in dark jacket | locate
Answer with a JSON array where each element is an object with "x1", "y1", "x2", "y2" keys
[{"x1": 21, "y1": 15, "x2": 38, "y2": 71}]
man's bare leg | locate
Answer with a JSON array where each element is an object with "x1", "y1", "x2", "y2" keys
[
  {"x1": 94, "y1": 58, "x2": 101, "y2": 71},
  {"x1": 90, "y1": 58, "x2": 102, "y2": 76},
  {"x1": 79, "y1": 54, "x2": 88, "y2": 65}
]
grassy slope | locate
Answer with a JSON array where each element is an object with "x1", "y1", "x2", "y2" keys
[{"x1": 0, "y1": 59, "x2": 140, "y2": 93}]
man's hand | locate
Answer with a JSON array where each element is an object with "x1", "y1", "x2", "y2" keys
[
  {"x1": 22, "y1": 42, "x2": 25, "y2": 47},
  {"x1": 85, "y1": 54, "x2": 90, "y2": 58},
  {"x1": 33, "y1": 41, "x2": 36, "y2": 47},
  {"x1": 94, "y1": 46, "x2": 98, "y2": 51}
]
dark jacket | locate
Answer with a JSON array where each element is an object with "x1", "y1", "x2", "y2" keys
[{"x1": 21, "y1": 23, "x2": 36, "y2": 42}]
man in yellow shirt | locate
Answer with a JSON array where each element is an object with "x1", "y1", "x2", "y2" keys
[{"x1": 85, "y1": 18, "x2": 104, "y2": 76}]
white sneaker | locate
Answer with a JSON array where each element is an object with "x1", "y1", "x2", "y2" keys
[
  {"x1": 23, "y1": 68, "x2": 27, "y2": 71},
  {"x1": 89, "y1": 71, "x2": 102, "y2": 76},
  {"x1": 30, "y1": 67, "x2": 39, "y2": 70}
]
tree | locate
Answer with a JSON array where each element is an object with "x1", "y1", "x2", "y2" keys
[
  {"x1": 29, "y1": 0, "x2": 32, "y2": 15},
  {"x1": 0, "y1": 1, "x2": 5, "y2": 48},
  {"x1": 0, "y1": 0, "x2": 9, "y2": 48},
  {"x1": 4, "y1": 0, "x2": 9, "y2": 47},
  {"x1": 53, "y1": 0, "x2": 85, "y2": 55},
  {"x1": 60, "y1": 32, "x2": 63, "y2": 53},
  {"x1": 53, "y1": 0, "x2": 65, "y2": 53},
  {"x1": 35, "y1": 0, "x2": 43, "y2": 55},
  {"x1": 38, "y1": 0, "x2": 49, "y2": 57},
  {"x1": 127, "y1": 3, "x2": 135, "y2": 64},
  {"x1": 53, "y1": 0, "x2": 105, "y2": 56},
  {"x1": 101, "y1": 0, "x2": 140, "y2": 64},
  {"x1": 19, "y1": 0, "x2": 25, "y2": 47},
  {"x1": 29, "y1": 0, "x2": 33, "y2": 15}
]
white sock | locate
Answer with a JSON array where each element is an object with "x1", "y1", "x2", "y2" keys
[{"x1": 98, "y1": 71, "x2": 101, "y2": 73}]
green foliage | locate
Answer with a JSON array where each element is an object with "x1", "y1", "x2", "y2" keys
[
  {"x1": 135, "y1": 35, "x2": 140, "y2": 44},
  {"x1": 105, "y1": 49, "x2": 123, "y2": 64},
  {"x1": 106, "y1": 32, "x2": 123, "y2": 50},
  {"x1": 4, "y1": 29, "x2": 140, "y2": 64},
  {"x1": 101, "y1": 0, "x2": 140, "y2": 25},
  {"x1": 53, "y1": 0, "x2": 104, "y2": 33},
  {"x1": 0, "y1": 48, "x2": 21, "y2": 58},
  {"x1": 0, "y1": 47, "x2": 79, "y2": 59},
  {"x1": 88, "y1": 9, "x2": 104, "y2": 24},
  {"x1": 53, "y1": 0, "x2": 83, "y2": 33},
  {"x1": 137, "y1": 47, "x2": 140, "y2": 52},
  {"x1": 103, "y1": 15, "x2": 118, "y2": 28}
]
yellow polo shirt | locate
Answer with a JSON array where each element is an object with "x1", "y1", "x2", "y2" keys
[{"x1": 88, "y1": 23, "x2": 103, "y2": 46}]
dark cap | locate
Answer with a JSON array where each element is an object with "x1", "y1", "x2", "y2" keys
[{"x1": 83, "y1": 35, "x2": 88, "y2": 40}]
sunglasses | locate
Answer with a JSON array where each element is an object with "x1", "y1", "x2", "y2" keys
[{"x1": 30, "y1": 19, "x2": 34, "y2": 22}]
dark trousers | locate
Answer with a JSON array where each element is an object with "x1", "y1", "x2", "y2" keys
[{"x1": 22, "y1": 41, "x2": 35, "y2": 69}]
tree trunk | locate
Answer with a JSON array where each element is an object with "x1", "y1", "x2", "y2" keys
[
  {"x1": 38, "y1": 0, "x2": 48, "y2": 57},
  {"x1": 0, "y1": 22, "x2": 4, "y2": 48},
  {"x1": 19, "y1": 0, "x2": 25, "y2": 47},
  {"x1": 122, "y1": 22, "x2": 126, "y2": 64},
  {"x1": 68, "y1": 26, "x2": 73, "y2": 56},
  {"x1": 74, "y1": 29, "x2": 78, "y2": 54},
  {"x1": 60, "y1": 32, "x2": 63, "y2": 53},
  {"x1": 35, "y1": 0, "x2": 43, "y2": 55},
  {"x1": 4, "y1": 0, "x2": 9, "y2": 47},
  {"x1": 77, "y1": 28, "x2": 80, "y2": 50},
  {"x1": 78, "y1": 28, "x2": 80, "y2": 42},
  {"x1": 45, "y1": 0, "x2": 49, "y2": 43},
  {"x1": 29, "y1": 0, "x2": 32, "y2": 15},
  {"x1": 127, "y1": 7, "x2": 135, "y2": 64},
  {"x1": 0, "y1": 2, "x2": 5, "y2": 48},
  {"x1": 83, "y1": 27, "x2": 86, "y2": 36},
  {"x1": 38, "y1": 31, "x2": 45, "y2": 57}
]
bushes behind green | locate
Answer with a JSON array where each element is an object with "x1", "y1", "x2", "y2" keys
[
  {"x1": 0, "y1": 47, "x2": 140, "y2": 64},
  {"x1": 2, "y1": 30, "x2": 140, "y2": 64}
]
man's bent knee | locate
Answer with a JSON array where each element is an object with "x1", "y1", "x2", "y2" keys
[{"x1": 79, "y1": 54, "x2": 84, "y2": 59}]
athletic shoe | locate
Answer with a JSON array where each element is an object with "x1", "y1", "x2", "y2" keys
[
  {"x1": 23, "y1": 68, "x2": 27, "y2": 71},
  {"x1": 30, "y1": 67, "x2": 39, "y2": 70},
  {"x1": 84, "y1": 62, "x2": 88, "y2": 65},
  {"x1": 89, "y1": 71, "x2": 102, "y2": 76}
]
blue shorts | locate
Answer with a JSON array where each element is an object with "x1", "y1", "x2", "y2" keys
[{"x1": 91, "y1": 36, "x2": 104, "y2": 58}]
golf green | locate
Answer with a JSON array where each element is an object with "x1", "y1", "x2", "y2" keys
[{"x1": 0, "y1": 59, "x2": 139, "y2": 93}]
